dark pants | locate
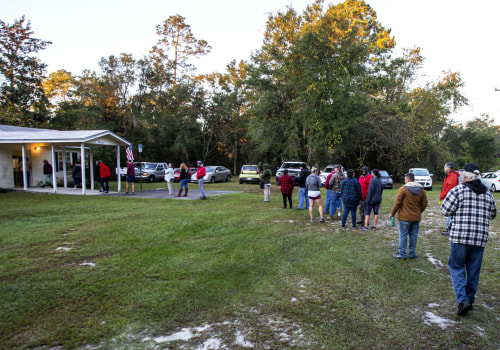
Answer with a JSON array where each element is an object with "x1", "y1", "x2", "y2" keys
[
  {"x1": 100, "y1": 177, "x2": 110, "y2": 192},
  {"x1": 282, "y1": 193, "x2": 292, "y2": 208}
]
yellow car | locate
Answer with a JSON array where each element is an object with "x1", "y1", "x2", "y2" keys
[{"x1": 239, "y1": 165, "x2": 260, "y2": 184}]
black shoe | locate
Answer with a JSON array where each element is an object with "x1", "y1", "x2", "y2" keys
[
  {"x1": 357, "y1": 221, "x2": 363, "y2": 225},
  {"x1": 457, "y1": 299, "x2": 472, "y2": 316}
]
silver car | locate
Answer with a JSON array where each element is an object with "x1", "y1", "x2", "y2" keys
[{"x1": 190, "y1": 166, "x2": 231, "y2": 183}]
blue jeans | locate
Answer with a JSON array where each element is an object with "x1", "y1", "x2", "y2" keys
[
  {"x1": 341, "y1": 205, "x2": 357, "y2": 227},
  {"x1": 298, "y1": 187, "x2": 309, "y2": 209},
  {"x1": 198, "y1": 178, "x2": 206, "y2": 197},
  {"x1": 42, "y1": 174, "x2": 52, "y2": 186},
  {"x1": 179, "y1": 179, "x2": 189, "y2": 189},
  {"x1": 446, "y1": 216, "x2": 451, "y2": 229},
  {"x1": 331, "y1": 192, "x2": 342, "y2": 216},
  {"x1": 398, "y1": 221, "x2": 420, "y2": 258},
  {"x1": 448, "y1": 242, "x2": 485, "y2": 304},
  {"x1": 324, "y1": 189, "x2": 331, "y2": 212}
]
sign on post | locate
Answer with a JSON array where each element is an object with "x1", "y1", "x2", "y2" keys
[{"x1": 138, "y1": 144, "x2": 143, "y2": 153}]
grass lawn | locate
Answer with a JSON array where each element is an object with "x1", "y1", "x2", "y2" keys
[{"x1": 1, "y1": 181, "x2": 499, "y2": 349}]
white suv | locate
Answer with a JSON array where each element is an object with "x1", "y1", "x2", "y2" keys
[{"x1": 409, "y1": 168, "x2": 433, "y2": 190}]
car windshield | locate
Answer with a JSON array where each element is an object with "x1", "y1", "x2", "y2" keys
[
  {"x1": 411, "y1": 169, "x2": 429, "y2": 176},
  {"x1": 205, "y1": 167, "x2": 216, "y2": 172},
  {"x1": 379, "y1": 170, "x2": 389, "y2": 177},
  {"x1": 242, "y1": 166, "x2": 258, "y2": 172},
  {"x1": 282, "y1": 163, "x2": 303, "y2": 169}
]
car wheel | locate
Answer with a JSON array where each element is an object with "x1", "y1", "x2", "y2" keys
[
  {"x1": 148, "y1": 175, "x2": 155, "y2": 183},
  {"x1": 210, "y1": 176, "x2": 215, "y2": 184},
  {"x1": 239, "y1": 179, "x2": 243, "y2": 184},
  {"x1": 492, "y1": 184, "x2": 496, "y2": 192},
  {"x1": 226, "y1": 175, "x2": 231, "y2": 182}
]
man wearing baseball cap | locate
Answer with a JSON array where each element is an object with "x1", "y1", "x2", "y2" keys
[{"x1": 441, "y1": 163, "x2": 497, "y2": 316}]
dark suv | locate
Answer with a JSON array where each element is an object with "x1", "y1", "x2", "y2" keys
[{"x1": 276, "y1": 161, "x2": 307, "y2": 185}]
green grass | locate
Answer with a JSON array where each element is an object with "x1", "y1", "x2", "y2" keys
[{"x1": 1, "y1": 181, "x2": 499, "y2": 349}]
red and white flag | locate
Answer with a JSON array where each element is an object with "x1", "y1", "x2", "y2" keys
[{"x1": 126, "y1": 145, "x2": 134, "y2": 161}]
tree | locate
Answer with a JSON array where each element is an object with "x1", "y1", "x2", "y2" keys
[
  {"x1": 0, "y1": 16, "x2": 52, "y2": 126},
  {"x1": 151, "y1": 15, "x2": 211, "y2": 88}
]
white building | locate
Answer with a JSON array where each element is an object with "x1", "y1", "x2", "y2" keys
[{"x1": 0, "y1": 124, "x2": 131, "y2": 194}]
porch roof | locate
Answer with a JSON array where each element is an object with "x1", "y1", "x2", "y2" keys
[{"x1": 0, "y1": 125, "x2": 130, "y2": 147}]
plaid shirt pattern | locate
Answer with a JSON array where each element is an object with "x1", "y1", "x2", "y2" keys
[
  {"x1": 441, "y1": 183, "x2": 497, "y2": 247},
  {"x1": 279, "y1": 174, "x2": 295, "y2": 194},
  {"x1": 341, "y1": 177, "x2": 362, "y2": 207}
]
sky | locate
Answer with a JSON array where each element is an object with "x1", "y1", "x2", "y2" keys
[{"x1": 3, "y1": 0, "x2": 500, "y2": 125}]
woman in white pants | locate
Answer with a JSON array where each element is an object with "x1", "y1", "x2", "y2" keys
[{"x1": 165, "y1": 163, "x2": 175, "y2": 195}]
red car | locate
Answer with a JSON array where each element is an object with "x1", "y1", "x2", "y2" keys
[{"x1": 173, "y1": 167, "x2": 197, "y2": 181}]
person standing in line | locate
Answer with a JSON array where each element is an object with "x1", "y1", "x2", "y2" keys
[
  {"x1": 439, "y1": 162, "x2": 460, "y2": 236},
  {"x1": 97, "y1": 160, "x2": 111, "y2": 193},
  {"x1": 441, "y1": 163, "x2": 497, "y2": 316},
  {"x1": 390, "y1": 172, "x2": 428, "y2": 260},
  {"x1": 261, "y1": 163, "x2": 272, "y2": 202},
  {"x1": 306, "y1": 167, "x2": 325, "y2": 223},
  {"x1": 71, "y1": 160, "x2": 82, "y2": 189},
  {"x1": 125, "y1": 159, "x2": 135, "y2": 194},
  {"x1": 358, "y1": 166, "x2": 372, "y2": 224},
  {"x1": 164, "y1": 163, "x2": 175, "y2": 195},
  {"x1": 279, "y1": 169, "x2": 294, "y2": 209},
  {"x1": 328, "y1": 165, "x2": 345, "y2": 220},
  {"x1": 361, "y1": 169, "x2": 383, "y2": 230},
  {"x1": 324, "y1": 167, "x2": 335, "y2": 219},
  {"x1": 340, "y1": 169, "x2": 362, "y2": 228},
  {"x1": 41, "y1": 160, "x2": 53, "y2": 187},
  {"x1": 196, "y1": 161, "x2": 207, "y2": 200},
  {"x1": 296, "y1": 164, "x2": 310, "y2": 210},
  {"x1": 176, "y1": 163, "x2": 189, "y2": 197}
]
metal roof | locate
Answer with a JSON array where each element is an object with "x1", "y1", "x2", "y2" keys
[{"x1": 0, "y1": 125, "x2": 130, "y2": 146}]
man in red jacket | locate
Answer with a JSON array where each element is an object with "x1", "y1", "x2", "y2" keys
[
  {"x1": 97, "y1": 160, "x2": 111, "y2": 193},
  {"x1": 440, "y1": 162, "x2": 460, "y2": 235},
  {"x1": 358, "y1": 166, "x2": 372, "y2": 224}
]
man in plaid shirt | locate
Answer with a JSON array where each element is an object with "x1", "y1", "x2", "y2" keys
[
  {"x1": 279, "y1": 169, "x2": 295, "y2": 209},
  {"x1": 441, "y1": 163, "x2": 497, "y2": 316}
]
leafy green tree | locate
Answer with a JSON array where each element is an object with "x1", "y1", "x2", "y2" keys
[{"x1": 0, "y1": 16, "x2": 51, "y2": 126}]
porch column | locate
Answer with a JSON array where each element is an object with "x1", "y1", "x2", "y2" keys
[
  {"x1": 51, "y1": 143, "x2": 57, "y2": 193},
  {"x1": 89, "y1": 148, "x2": 94, "y2": 190},
  {"x1": 81, "y1": 143, "x2": 86, "y2": 195},
  {"x1": 116, "y1": 145, "x2": 121, "y2": 192},
  {"x1": 22, "y1": 144, "x2": 28, "y2": 190},
  {"x1": 62, "y1": 148, "x2": 67, "y2": 188}
]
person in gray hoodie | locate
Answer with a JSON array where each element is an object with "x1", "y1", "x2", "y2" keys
[{"x1": 390, "y1": 172, "x2": 428, "y2": 260}]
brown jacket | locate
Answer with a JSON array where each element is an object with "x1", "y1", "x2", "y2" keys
[{"x1": 390, "y1": 182, "x2": 428, "y2": 222}]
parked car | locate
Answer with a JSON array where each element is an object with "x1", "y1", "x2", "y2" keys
[
  {"x1": 174, "y1": 167, "x2": 196, "y2": 182},
  {"x1": 190, "y1": 166, "x2": 231, "y2": 183},
  {"x1": 481, "y1": 172, "x2": 500, "y2": 192},
  {"x1": 276, "y1": 161, "x2": 306, "y2": 185},
  {"x1": 134, "y1": 162, "x2": 169, "y2": 182},
  {"x1": 319, "y1": 164, "x2": 346, "y2": 186},
  {"x1": 409, "y1": 168, "x2": 433, "y2": 190},
  {"x1": 116, "y1": 162, "x2": 168, "y2": 182},
  {"x1": 239, "y1": 165, "x2": 260, "y2": 184},
  {"x1": 379, "y1": 170, "x2": 393, "y2": 189}
]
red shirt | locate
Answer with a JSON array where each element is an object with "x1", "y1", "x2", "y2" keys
[
  {"x1": 99, "y1": 162, "x2": 111, "y2": 178},
  {"x1": 279, "y1": 174, "x2": 295, "y2": 194},
  {"x1": 359, "y1": 173, "x2": 372, "y2": 200},
  {"x1": 440, "y1": 170, "x2": 459, "y2": 200},
  {"x1": 196, "y1": 166, "x2": 206, "y2": 179}
]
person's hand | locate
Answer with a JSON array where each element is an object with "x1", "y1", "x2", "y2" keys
[{"x1": 390, "y1": 216, "x2": 395, "y2": 227}]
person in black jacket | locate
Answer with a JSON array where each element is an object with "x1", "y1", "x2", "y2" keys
[
  {"x1": 361, "y1": 169, "x2": 383, "y2": 230},
  {"x1": 297, "y1": 164, "x2": 310, "y2": 210},
  {"x1": 71, "y1": 161, "x2": 82, "y2": 189}
]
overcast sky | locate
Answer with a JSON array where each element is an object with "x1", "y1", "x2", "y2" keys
[{"x1": 3, "y1": 0, "x2": 500, "y2": 124}]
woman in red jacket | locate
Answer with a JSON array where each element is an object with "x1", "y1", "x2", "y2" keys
[
  {"x1": 440, "y1": 163, "x2": 460, "y2": 235},
  {"x1": 97, "y1": 160, "x2": 111, "y2": 193}
]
